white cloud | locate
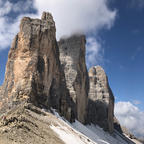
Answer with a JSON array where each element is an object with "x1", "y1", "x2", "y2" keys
[
  {"x1": 0, "y1": 17, "x2": 19, "y2": 50},
  {"x1": 115, "y1": 101, "x2": 144, "y2": 138},
  {"x1": 132, "y1": 100, "x2": 141, "y2": 105},
  {"x1": 0, "y1": 0, "x2": 35, "y2": 50},
  {"x1": 86, "y1": 37, "x2": 104, "y2": 68},
  {"x1": 0, "y1": 1, "x2": 13, "y2": 49},
  {"x1": 0, "y1": 1, "x2": 12, "y2": 16},
  {"x1": 34, "y1": 0, "x2": 116, "y2": 39}
]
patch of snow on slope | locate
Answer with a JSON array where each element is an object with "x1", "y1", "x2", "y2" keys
[
  {"x1": 50, "y1": 110, "x2": 135, "y2": 144},
  {"x1": 72, "y1": 120, "x2": 130, "y2": 144},
  {"x1": 50, "y1": 125, "x2": 91, "y2": 144}
]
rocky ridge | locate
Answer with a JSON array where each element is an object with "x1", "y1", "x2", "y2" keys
[{"x1": 0, "y1": 11, "x2": 138, "y2": 144}]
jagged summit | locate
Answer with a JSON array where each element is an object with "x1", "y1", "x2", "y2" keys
[
  {"x1": 41, "y1": 11, "x2": 53, "y2": 21},
  {"x1": 89, "y1": 65, "x2": 105, "y2": 77}
]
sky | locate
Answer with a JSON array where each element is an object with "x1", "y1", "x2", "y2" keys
[{"x1": 0, "y1": 0, "x2": 144, "y2": 139}]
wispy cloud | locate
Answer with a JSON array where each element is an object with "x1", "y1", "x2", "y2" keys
[
  {"x1": 130, "y1": 0, "x2": 144, "y2": 9},
  {"x1": 115, "y1": 101, "x2": 144, "y2": 138},
  {"x1": 34, "y1": 0, "x2": 116, "y2": 39},
  {"x1": 86, "y1": 37, "x2": 104, "y2": 68},
  {"x1": 132, "y1": 29, "x2": 140, "y2": 35},
  {"x1": 0, "y1": 0, "x2": 36, "y2": 50},
  {"x1": 131, "y1": 46, "x2": 142, "y2": 61},
  {"x1": 132, "y1": 100, "x2": 141, "y2": 105}
]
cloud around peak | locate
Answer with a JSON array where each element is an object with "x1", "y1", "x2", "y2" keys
[{"x1": 34, "y1": 0, "x2": 116, "y2": 39}]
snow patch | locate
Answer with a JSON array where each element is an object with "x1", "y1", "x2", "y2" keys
[
  {"x1": 50, "y1": 125, "x2": 87, "y2": 144},
  {"x1": 50, "y1": 109, "x2": 136, "y2": 144}
]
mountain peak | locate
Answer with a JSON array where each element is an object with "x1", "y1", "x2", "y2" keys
[
  {"x1": 0, "y1": 12, "x2": 138, "y2": 144},
  {"x1": 41, "y1": 11, "x2": 54, "y2": 22}
]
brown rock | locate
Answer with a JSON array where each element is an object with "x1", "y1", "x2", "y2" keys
[
  {"x1": 58, "y1": 35, "x2": 89, "y2": 124},
  {"x1": 87, "y1": 66, "x2": 114, "y2": 133},
  {"x1": 0, "y1": 12, "x2": 74, "y2": 122}
]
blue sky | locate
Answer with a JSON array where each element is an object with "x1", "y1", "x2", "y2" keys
[
  {"x1": 101, "y1": 0, "x2": 144, "y2": 111},
  {"x1": 0, "y1": 0, "x2": 144, "y2": 137}
]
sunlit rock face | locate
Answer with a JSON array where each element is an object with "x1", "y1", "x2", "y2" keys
[
  {"x1": 0, "y1": 12, "x2": 75, "y2": 122},
  {"x1": 87, "y1": 66, "x2": 114, "y2": 133},
  {"x1": 58, "y1": 35, "x2": 89, "y2": 124}
]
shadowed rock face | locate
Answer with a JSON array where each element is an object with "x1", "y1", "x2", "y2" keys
[
  {"x1": 114, "y1": 116, "x2": 123, "y2": 134},
  {"x1": 58, "y1": 35, "x2": 89, "y2": 124},
  {"x1": 0, "y1": 12, "x2": 75, "y2": 122},
  {"x1": 87, "y1": 66, "x2": 114, "y2": 133}
]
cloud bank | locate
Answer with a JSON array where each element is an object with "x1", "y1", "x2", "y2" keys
[{"x1": 115, "y1": 101, "x2": 144, "y2": 138}]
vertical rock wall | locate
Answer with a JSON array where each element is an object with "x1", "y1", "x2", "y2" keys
[
  {"x1": 88, "y1": 66, "x2": 114, "y2": 133},
  {"x1": 58, "y1": 35, "x2": 89, "y2": 124},
  {"x1": 0, "y1": 12, "x2": 74, "y2": 122}
]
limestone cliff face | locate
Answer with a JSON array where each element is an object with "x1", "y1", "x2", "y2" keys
[
  {"x1": 0, "y1": 12, "x2": 116, "y2": 132},
  {"x1": 0, "y1": 12, "x2": 74, "y2": 121},
  {"x1": 87, "y1": 66, "x2": 114, "y2": 133},
  {"x1": 58, "y1": 35, "x2": 89, "y2": 124}
]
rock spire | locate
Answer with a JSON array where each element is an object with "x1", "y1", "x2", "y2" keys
[
  {"x1": 58, "y1": 35, "x2": 89, "y2": 124},
  {"x1": 87, "y1": 66, "x2": 114, "y2": 133},
  {"x1": 0, "y1": 12, "x2": 74, "y2": 122}
]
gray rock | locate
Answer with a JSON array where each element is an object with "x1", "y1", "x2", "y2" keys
[
  {"x1": 87, "y1": 66, "x2": 114, "y2": 133},
  {"x1": 58, "y1": 35, "x2": 89, "y2": 124}
]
